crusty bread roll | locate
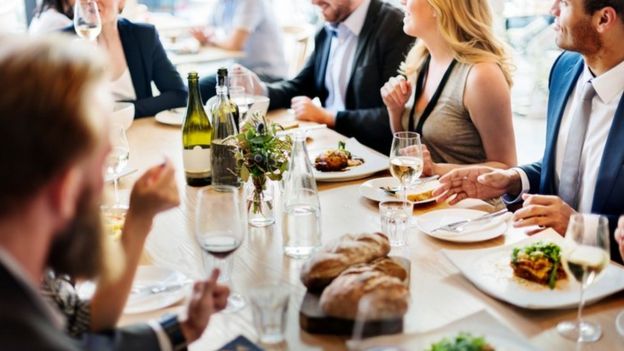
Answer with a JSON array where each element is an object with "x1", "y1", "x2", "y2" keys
[
  {"x1": 342, "y1": 257, "x2": 408, "y2": 282},
  {"x1": 319, "y1": 270, "x2": 409, "y2": 319},
  {"x1": 300, "y1": 233, "x2": 391, "y2": 290}
]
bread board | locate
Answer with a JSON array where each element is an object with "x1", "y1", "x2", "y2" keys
[{"x1": 299, "y1": 256, "x2": 410, "y2": 336}]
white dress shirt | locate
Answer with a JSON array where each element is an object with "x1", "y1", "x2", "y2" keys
[
  {"x1": 513, "y1": 59, "x2": 624, "y2": 212},
  {"x1": 323, "y1": 0, "x2": 371, "y2": 114},
  {"x1": 28, "y1": 9, "x2": 72, "y2": 35}
]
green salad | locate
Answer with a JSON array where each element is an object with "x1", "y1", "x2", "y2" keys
[{"x1": 427, "y1": 332, "x2": 493, "y2": 351}]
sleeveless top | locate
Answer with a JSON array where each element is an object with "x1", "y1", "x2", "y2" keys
[{"x1": 401, "y1": 61, "x2": 486, "y2": 165}]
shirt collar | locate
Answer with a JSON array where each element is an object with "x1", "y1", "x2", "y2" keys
[
  {"x1": 0, "y1": 247, "x2": 65, "y2": 329},
  {"x1": 327, "y1": 0, "x2": 371, "y2": 37},
  {"x1": 582, "y1": 59, "x2": 624, "y2": 104}
]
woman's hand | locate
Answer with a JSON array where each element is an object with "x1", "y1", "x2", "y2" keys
[{"x1": 381, "y1": 75, "x2": 411, "y2": 117}]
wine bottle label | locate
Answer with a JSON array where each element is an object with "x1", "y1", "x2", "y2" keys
[{"x1": 183, "y1": 146, "x2": 211, "y2": 174}]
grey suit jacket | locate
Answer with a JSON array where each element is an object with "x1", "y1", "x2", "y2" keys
[
  {"x1": 267, "y1": 0, "x2": 415, "y2": 154},
  {"x1": 0, "y1": 262, "x2": 162, "y2": 350}
]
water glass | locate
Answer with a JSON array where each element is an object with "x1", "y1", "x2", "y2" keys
[
  {"x1": 101, "y1": 203, "x2": 128, "y2": 240},
  {"x1": 250, "y1": 285, "x2": 289, "y2": 345},
  {"x1": 379, "y1": 201, "x2": 411, "y2": 247}
]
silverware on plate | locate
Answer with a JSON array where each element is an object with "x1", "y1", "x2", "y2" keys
[
  {"x1": 130, "y1": 280, "x2": 192, "y2": 298},
  {"x1": 431, "y1": 208, "x2": 508, "y2": 233},
  {"x1": 380, "y1": 175, "x2": 440, "y2": 195}
]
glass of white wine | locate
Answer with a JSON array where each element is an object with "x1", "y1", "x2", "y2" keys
[
  {"x1": 74, "y1": 0, "x2": 101, "y2": 41},
  {"x1": 106, "y1": 124, "x2": 130, "y2": 206},
  {"x1": 557, "y1": 213, "x2": 610, "y2": 343},
  {"x1": 228, "y1": 70, "x2": 255, "y2": 126},
  {"x1": 389, "y1": 132, "x2": 423, "y2": 202}
]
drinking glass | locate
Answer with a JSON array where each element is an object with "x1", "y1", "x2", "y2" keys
[
  {"x1": 379, "y1": 201, "x2": 411, "y2": 247},
  {"x1": 105, "y1": 124, "x2": 130, "y2": 206},
  {"x1": 228, "y1": 70, "x2": 255, "y2": 126},
  {"x1": 249, "y1": 285, "x2": 289, "y2": 345},
  {"x1": 74, "y1": 0, "x2": 101, "y2": 41},
  {"x1": 196, "y1": 185, "x2": 245, "y2": 312},
  {"x1": 557, "y1": 213, "x2": 610, "y2": 342},
  {"x1": 389, "y1": 132, "x2": 423, "y2": 202}
]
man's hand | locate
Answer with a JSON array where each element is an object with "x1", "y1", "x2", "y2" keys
[
  {"x1": 180, "y1": 269, "x2": 230, "y2": 343},
  {"x1": 230, "y1": 64, "x2": 267, "y2": 96},
  {"x1": 433, "y1": 166, "x2": 521, "y2": 205},
  {"x1": 291, "y1": 96, "x2": 335, "y2": 127},
  {"x1": 614, "y1": 216, "x2": 624, "y2": 261},
  {"x1": 190, "y1": 27, "x2": 214, "y2": 46},
  {"x1": 513, "y1": 194, "x2": 575, "y2": 235}
]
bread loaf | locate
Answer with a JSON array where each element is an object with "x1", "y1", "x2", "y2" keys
[
  {"x1": 300, "y1": 233, "x2": 391, "y2": 290},
  {"x1": 342, "y1": 257, "x2": 408, "y2": 282},
  {"x1": 319, "y1": 270, "x2": 409, "y2": 319}
]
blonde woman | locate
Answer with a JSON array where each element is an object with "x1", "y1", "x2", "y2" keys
[{"x1": 381, "y1": 0, "x2": 517, "y2": 176}]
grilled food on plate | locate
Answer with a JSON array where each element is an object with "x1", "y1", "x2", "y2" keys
[
  {"x1": 510, "y1": 241, "x2": 567, "y2": 289},
  {"x1": 314, "y1": 141, "x2": 364, "y2": 172}
]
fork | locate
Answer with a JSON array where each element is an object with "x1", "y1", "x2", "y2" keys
[
  {"x1": 380, "y1": 175, "x2": 440, "y2": 195},
  {"x1": 431, "y1": 209, "x2": 509, "y2": 233}
]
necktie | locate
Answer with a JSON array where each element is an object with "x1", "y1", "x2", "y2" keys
[{"x1": 558, "y1": 81, "x2": 596, "y2": 209}]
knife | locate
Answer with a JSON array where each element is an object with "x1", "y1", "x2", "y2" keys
[{"x1": 431, "y1": 208, "x2": 509, "y2": 233}]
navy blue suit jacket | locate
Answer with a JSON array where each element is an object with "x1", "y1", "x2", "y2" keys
[
  {"x1": 520, "y1": 52, "x2": 624, "y2": 260},
  {"x1": 65, "y1": 18, "x2": 187, "y2": 118}
]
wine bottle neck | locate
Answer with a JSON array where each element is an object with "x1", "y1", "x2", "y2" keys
[{"x1": 188, "y1": 78, "x2": 204, "y2": 110}]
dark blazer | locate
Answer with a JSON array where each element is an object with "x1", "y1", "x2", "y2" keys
[
  {"x1": 520, "y1": 52, "x2": 624, "y2": 262},
  {"x1": 65, "y1": 18, "x2": 187, "y2": 118},
  {"x1": 266, "y1": 0, "x2": 414, "y2": 154},
  {"x1": 0, "y1": 261, "x2": 161, "y2": 350}
]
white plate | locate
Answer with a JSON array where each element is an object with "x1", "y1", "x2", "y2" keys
[
  {"x1": 442, "y1": 230, "x2": 624, "y2": 309},
  {"x1": 309, "y1": 138, "x2": 388, "y2": 182},
  {"x1": 416, "y1": 209, "x2": 508, "y2": 243},
  {"x1": 155, "y1": 108, "x2": 186, "y2": 126},
  {"x1": 359, "y1": 176, "x2": 440, "y2": 205},
  {"x1": 124, "y1": 266, "x2": 190, "y2": 314}
]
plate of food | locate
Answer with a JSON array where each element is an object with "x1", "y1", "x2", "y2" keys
[
  {"x1": 415, "y1": 209, "x2": 510, "y2": 243},
  {"x1": 359, "y1": 176, "x2": 440, "y2": 204},
  {"x1": 155, "y1": 107, "x2": 186, "y2": 126},
  {"x1": 350, "y1": 310, "x2": 540, "y2": 351},
  {"x1": 442, "y1": 229, "x2": 624, "y2": 309},
  {"x1": 299, "y1": 232, "x2": 410, "y2": 337},
  {"x1": 310, "y1": 139, "x2": 388, "y2": 182}
]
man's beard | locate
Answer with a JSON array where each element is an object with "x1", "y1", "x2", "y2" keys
[
  {"x1": 47, "y1": 187, "x2": 104, "y2": 279},
  {"x1": 559, "y1": 18, "x2": 602, "y2": 55}
]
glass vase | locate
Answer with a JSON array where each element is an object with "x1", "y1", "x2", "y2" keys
[{"x1": 245, "y1": 177, "x2": 275, "y2": 227}]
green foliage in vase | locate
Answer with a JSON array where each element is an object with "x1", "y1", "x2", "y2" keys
[{"x1": 232, "y1": 113, "x2": 292, "y2": 213}]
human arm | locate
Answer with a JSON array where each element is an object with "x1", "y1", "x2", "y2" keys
[
  {"x1": 433, "y1": 166, "x2": 523, "y2": 205},
  {"x1": 380, "y1": 75, "x2": 412, "y2": 133},
  {"x1": 89, "y1": 161, "x2": 180, "y2": 331}
]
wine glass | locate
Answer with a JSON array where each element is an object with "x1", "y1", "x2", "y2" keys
[
  {"x1": 389, "y1": 132, "x2": 423, "y2": 202},
  {"x1": 557, "y1": 213, "x2": 610, "y2": 343},
  {"x1": 105, "y1": 124, "x2": 130, "y2": 206},
  {"x1": 228, "y1": 70, "x2": 255, "y2": 126},
  {"x1": 195, "y1": 185, "x2": 246, "y2": 312},
  {"x1": 74, "y1": 0, "x2": 102, "y2": 41}
]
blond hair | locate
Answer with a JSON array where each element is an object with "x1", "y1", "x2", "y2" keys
[{"x1": 401, "y1": 0, "x2": 513, "y2": 86}]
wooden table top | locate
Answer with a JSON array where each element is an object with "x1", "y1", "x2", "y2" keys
[{"x1": 118, "y1": 110, "x2": 624, "y2": 350}]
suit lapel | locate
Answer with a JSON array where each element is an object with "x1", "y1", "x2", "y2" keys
[
  {"x1": 593, "y1": 98, "x2": 624, "y2": 212},
  {"x1": 117, "y1": 19, "x2": 145, "y2": 100},
  {"x1": 316, "y1": 29, "x2": 333, "y2": 103},
  {"x1": 542, "y1": 57, "x2": 584, "y2": 194}
]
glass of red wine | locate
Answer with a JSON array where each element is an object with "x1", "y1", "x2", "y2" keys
[{"x1": 196, "y1": 185, "x2": 245, "y2": 312}]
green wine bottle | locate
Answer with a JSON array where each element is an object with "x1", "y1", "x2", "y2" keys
[
  {"x1": 182, "y1": 72, "x2": 212, "y2": 187},
  {"x1": 211, "y1": 68, "x2": 240, "y2": 186}
]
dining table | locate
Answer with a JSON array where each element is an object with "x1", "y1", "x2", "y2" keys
[{"x1": 117, "y1": 109, "x2": 624, "y2": 350}]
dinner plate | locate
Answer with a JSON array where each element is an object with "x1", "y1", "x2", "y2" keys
[
  {"x1": 155, "y1": 107, "x2": 186, "y2": 126},
  {"x1": 124, "y1": 266, "x2": 190, "y2": 314},
  {"x1": 309, "y1": 138, "x2": 388, "y2": 182},
  {"x1": 442, "y1": 230, "x2": 624, "y2": 309},
  {"x1": 358, "y1": 176, "x2": 440, "y2": 205},
  {"x1": 415, "y1": 209, "x2": 509, "y2": 243}
]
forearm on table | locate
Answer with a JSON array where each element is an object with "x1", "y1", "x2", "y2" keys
[
  {"x1": 89, "y1": 212, "x2": 153, "y2": 331},
  {"x1": 433, "y1": 161, "x2": 510, "y2": 176}
]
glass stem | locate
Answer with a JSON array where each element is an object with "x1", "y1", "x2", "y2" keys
[
  {"x1": 577, "y1": 283, "x2": 586, "y2": 327},
  {"x1": 402, "y1": 182, "x2": 408, "y2": 203},
  {"x1": 113, "y1": 176, "x2": 120, "y2": 205}
]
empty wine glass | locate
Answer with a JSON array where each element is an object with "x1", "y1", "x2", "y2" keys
[
  {"x1": 228, "y1": 70, "x2": 255, "y2": 126},
  {"x1": 557, "y1": 213, "x2": 610, "y2": 343},
  {"x1": 389, "y1": 132, "x2": 423, "y2": 202},
  {"x1": 196, "y1": 185, "x2": 246, "y2": 312},
  {"x1": 106, "y1": 124, "x2": 130, "y2": 206},
  {"x1": 74, "y1": 0, "x2": 101, "y2": 41}
]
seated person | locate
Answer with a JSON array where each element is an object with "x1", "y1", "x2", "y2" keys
[
  {"x1": 433, "y1": 0, "x2": 624, "y2": 262},
  {"x1": 381, "y1": 0, "x2": 516, "y2": 177},
  {"x1": 0, "y1": 34, "x2": 227, "y2": 350},
  {"x1": 616, "y1": 216, "x2": 624, "y2": 262},
  {"x1": 194, "y1": 0, "x2": 287, "y2": 100},
  {"x1": 65, "y1": 0, "x2": 188, "y2": 118},
  {"x1": 42, "y1": 162, "x2": 180, "y2": 337},
  {"x1": 242, "y1": 0, "x2": 414, "y2": 154},
  {"x1": 29, "y1": 0, "x2": 74, "y2": 34}
]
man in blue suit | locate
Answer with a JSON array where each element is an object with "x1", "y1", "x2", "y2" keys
[{"x1": 433, "y1": 0, "x2": 624, "y2": 260}]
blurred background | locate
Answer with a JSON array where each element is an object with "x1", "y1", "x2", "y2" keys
[{"x1": 5, "y1": 0, "x2": 557, "y2": 163}]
